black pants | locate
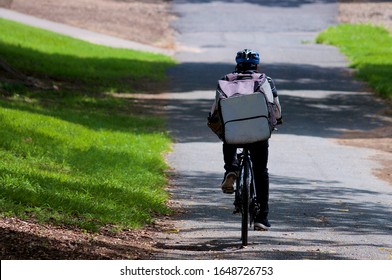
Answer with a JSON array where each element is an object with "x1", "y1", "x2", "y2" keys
[{"x1": 223, "y1": 140, "x2": 269, "y2": 218}]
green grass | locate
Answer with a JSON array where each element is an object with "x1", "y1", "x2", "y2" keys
[
  {"x1": 0, "y1": 18, "x2": 175, "y2": 92},
  {"x1": 316, "y1": 24, "x2": 392, "y2": 99},
  {"x1": 0, "y1": 19, "x2": 176, "y2": 231}
]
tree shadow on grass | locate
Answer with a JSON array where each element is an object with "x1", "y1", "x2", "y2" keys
[
  {"x1": 0, "y1": 41, "x2": 174, "y2": 93},
  {"x1": 0, "y1": 39, "x2": 174, "y2": 135}
]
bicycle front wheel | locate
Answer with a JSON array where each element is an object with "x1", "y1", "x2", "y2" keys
[{"x1": 241, "y1": 159, "x2": 251, "y2": 246}]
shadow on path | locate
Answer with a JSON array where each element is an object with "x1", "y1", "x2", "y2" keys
[
  {"x1": 154, "y1": 170, "x2": 392, "y2": 259},
  {"x1": 135, "y1": 61, "x2": 389, "y2": 143}
]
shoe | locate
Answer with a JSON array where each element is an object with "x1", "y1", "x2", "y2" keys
[
  {"x1": 220, "y1": 172, "x2": 237, "y2": 194},
  {"x1": 254, "y1": 218, "x2": 271, "y2": 231}
]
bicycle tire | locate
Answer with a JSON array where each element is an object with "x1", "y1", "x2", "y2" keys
[{"x1": 241, "y1": 158, "x2": 251, "y2": 246}]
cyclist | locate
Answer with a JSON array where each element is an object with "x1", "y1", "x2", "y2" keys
[{"x1": 213, "y1": 49, "x2": 282, "y2": 230}]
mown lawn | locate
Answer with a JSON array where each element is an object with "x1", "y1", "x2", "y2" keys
[
  {"x1": 0, "y1": 18, "x2": 176, "y2": 231},
  {"x1": 317, "y1": 24, "x2": 392, "y2": 99}
]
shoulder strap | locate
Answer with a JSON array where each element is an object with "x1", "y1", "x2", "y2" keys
[
  {"x1": 224, "y1": 73, "x2": 237, "y2": 81},
  {"x1": 225, "y1": 72, "x2": 265, "y2": 81}
]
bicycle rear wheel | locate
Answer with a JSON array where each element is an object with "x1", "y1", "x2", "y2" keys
[{"x1": 241, "y1": 158, "x2": 251, "y2": 246}]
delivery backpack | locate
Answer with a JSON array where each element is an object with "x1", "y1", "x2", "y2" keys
[{"x1": 213, "y1": 72, "x2": 277, "y2": 145}]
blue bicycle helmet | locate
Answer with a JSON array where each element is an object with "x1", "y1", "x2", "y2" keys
[{"x1": 235, "y1": 49, "x2": 260, "y2": 65}]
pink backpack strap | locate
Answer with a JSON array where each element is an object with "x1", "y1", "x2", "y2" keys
[
  {"x1": 225, "y1": 72, "x2": 265, "y2": 81},
  {"x1": 225, "y1": 73, "x2": 238, "y2": 81}
]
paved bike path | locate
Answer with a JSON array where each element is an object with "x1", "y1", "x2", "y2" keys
[{"x1": 154, "y1": 0, "x2": 392, "y2": 259}]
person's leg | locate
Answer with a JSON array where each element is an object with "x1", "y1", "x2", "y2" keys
[
  {"x1": 249, "y1": 141, "x2": 271, "y2": 229},
  {"x1": 223, "y1": 143, "x2": 238, "y2": 172},
  {"x1": 220, "y1": 143, "x2": 239, "y2": 194}
]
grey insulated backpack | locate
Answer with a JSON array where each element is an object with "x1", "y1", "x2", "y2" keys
[{"x1": 211, "y1": 73, "x2": 277, "y2": 144}]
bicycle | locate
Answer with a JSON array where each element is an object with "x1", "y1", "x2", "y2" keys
[{"x1": 233, "y1": 147, "x2": 260, "y2": 247}]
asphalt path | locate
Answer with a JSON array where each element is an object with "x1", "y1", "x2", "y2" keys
[
  {"x1": 2, "y1": 2, "x2": 391, "y2": 260},
  {"x1": 153, "y1": 0, "x2": 392, "y2": 259}
]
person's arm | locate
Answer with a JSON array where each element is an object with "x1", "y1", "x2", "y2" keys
[{"x1": 267, "y1": 76, "x2": 282, "y2": 124}]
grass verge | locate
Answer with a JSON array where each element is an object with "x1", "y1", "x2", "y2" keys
[
  {"x1": 0, "y1": 18, "x2": 176, "y2": 231},
  {"x1": 0, "y1": 18, "x2": 174, "y2": 92},
  {"x1": 316, "y1": 24, "x2": 392, "y2": 99}
]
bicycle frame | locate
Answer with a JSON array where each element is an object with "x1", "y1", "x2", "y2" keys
[{"x1": 234, "y1": 148, "x2": 259, "y2": 246}]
